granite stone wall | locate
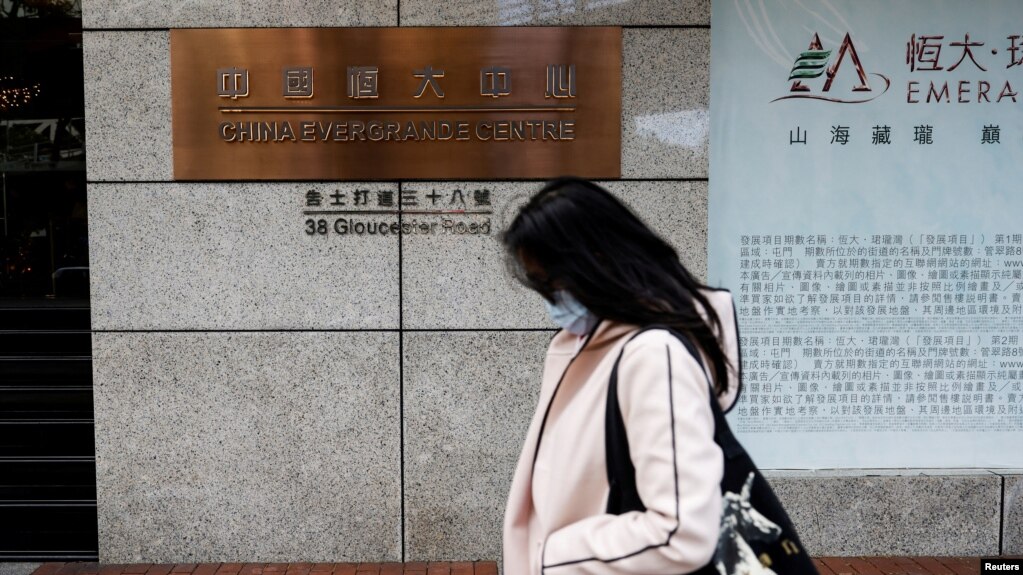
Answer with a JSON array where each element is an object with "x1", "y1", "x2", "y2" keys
[{"x1": 82, "y1": 0, "x2": 1015, "y2": 564}]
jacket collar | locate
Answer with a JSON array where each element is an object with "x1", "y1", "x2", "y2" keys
[
  {"x1": 548, "y1": 319, "x2": 641, "y2": 358},
  {"x1": 547, "y1": 289, "x2": 742, "y2": 411}
]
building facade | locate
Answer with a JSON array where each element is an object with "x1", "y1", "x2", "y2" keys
[{"x1": 2, "y1": 0, "x2": 1020, "y2": 572}]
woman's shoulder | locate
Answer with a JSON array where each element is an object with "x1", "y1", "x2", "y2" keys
[
  {"x1": 614, "y1": 326, "x2": 715, "y2": 408},
  {"x1": 624, "y1": 325, "x2": 682, "y2": 346},
  {"x1": 619, "y1": 326, "x2": 704, "y2": 368},
  {"x1": 614, "y1": 291, "x2": 742, "y2": 412}
]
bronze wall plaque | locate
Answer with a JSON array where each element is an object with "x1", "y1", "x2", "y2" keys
[{"x1": 170, "y1": 28, "x2": 621, "y2": 180}]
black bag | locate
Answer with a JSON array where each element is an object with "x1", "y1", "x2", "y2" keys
[{"x1": 605, "y1": 325, "x2": 818, "y2": 575}]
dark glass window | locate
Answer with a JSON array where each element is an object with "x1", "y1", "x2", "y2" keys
[
  {"x1": 2, "y1": 1, "x2": 87, "y2": 302},
  {"x1": 1, "y1": 0, "x2": 97, "y2": 563}
]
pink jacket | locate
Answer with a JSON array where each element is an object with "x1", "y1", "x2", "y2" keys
[{"x1": 503, "y1": 290, "x2": 741, "y2": 575}]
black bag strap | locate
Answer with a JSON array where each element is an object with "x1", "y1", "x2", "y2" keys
[{"x1": 605, "y1": 324, "x2": 743, "y2": 514}]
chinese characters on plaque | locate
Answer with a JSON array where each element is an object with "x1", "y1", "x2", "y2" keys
[
  {"x1": 171, "y1": 28, "x2": 621, "y2": 180},
  {"x1": 217, "y1": 64, "x2": 578, "y2": 102}
]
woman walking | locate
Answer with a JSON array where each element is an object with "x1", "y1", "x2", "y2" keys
[{"x1": 500, "y1": 177, "x2": 743, "y2": 575}]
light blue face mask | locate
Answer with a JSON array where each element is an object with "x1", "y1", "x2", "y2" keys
[{"x1": 545, "y1": 289, "x2": 599, "y2": 336}]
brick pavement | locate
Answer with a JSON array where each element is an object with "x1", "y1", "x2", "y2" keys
[{"x1": 813, "y1": 557, "x2": 987, "y2": 575}]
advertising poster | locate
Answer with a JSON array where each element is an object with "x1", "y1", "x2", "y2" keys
[{"x1": 710, "y1": 0, "x2": 1023, "y2": 467}]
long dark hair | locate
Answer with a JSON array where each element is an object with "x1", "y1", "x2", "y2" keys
[{"x1": 502, "y1": 177, "x2": 730, "y2": 395}]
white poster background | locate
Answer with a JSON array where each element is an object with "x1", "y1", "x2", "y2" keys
[{"x1": 710, "y1": 0, "x2": 1023, "y2": 467}]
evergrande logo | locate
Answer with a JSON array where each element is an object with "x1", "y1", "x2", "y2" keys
[{"x1": 772, "y1": 32, "x2": 890, "y2": 103}]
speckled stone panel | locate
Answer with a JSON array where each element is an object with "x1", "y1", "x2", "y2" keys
[
  {"x1": 403, "y1": 331, "x2": 550, "y2": 562},
  {"x1": 83, "y1": 31, "x2": 171, "y2": 182},
  {"x1": 399, "y1": 0, "x2": 708, "y2": 26},
  {"x1": 623, "y1": 28, "x2": 710, "y2": 179},
  {"x1": 0, "y1": 565, "x2": 40, "y2": 575},
  {"x1": 93, "y1": 332, "x2": 401, "y2": 562},
  {"x1": 88, "y1": 183, "x2": 399, "y2": 330},
  {"x1": 1003, "y1": 473, "x2": 1023, "y2": 554},
  {"x1": 400, "y1": 180, "x2": 707, "y2": 329},
  {"x1": 763, "y1": 470, "x2": 1001, "y2": 556},
  {"x1": 83, "y1": 0, "x2": 397, "y2": 28}
]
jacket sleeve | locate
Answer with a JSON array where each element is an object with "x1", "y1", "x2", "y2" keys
[{"x1": 540, "y1": 330, "x2": 724, "y2": 575}]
